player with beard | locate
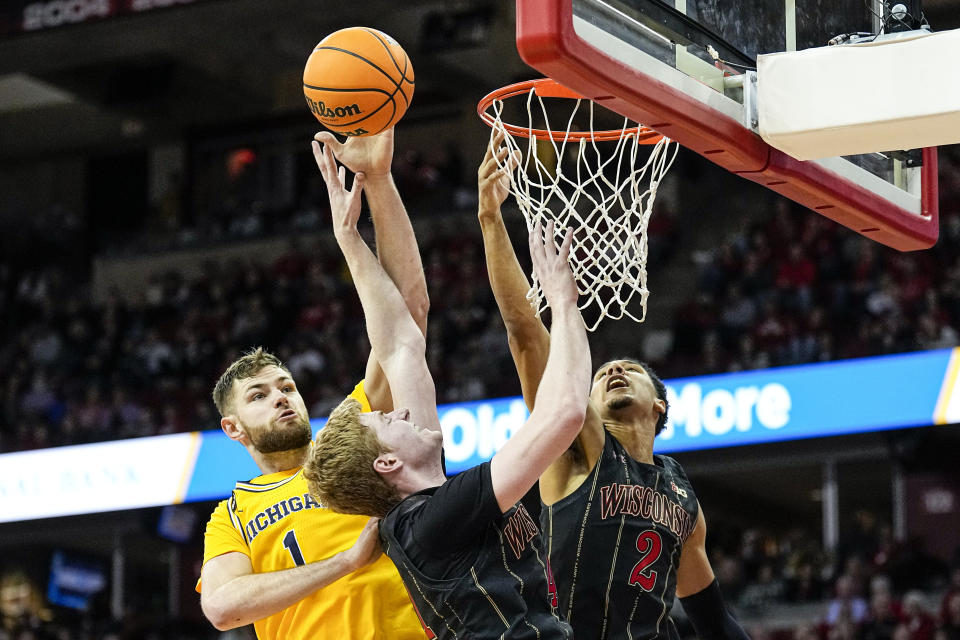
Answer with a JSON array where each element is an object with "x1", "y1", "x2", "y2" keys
[
  {"x1": 476, "y1": 136, "x2": 749, "y2": 640},
  {"x1": 196, "y1": 129, "x2": 427, "y2": 640}
]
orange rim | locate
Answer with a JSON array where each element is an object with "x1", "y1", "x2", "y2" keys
[{"x1": 477, "y1": 78, "x2": 663, "y2": 144}]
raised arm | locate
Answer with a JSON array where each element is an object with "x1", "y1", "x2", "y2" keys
[
  {"x1": 314, "y1": 141, "x2": 439, "y2": 431},
  {"x1": 488, "y1": 221, "x2": 591, "y2": 512},
  {"x1": 313, "y1": 129, "x2": 429, "y2": 413},
  {"x1": 477, "y1": 135, "x2": 550, "y2": 411},
  {"x1": 478, "y1": 136, "x2": 605, "y2": 505},
  {"x1": 200, "y1": 518, "x2": 381, "y2": 630}
]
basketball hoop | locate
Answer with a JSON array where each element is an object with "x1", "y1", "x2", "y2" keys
[{"x1": 477, "y1": 78, "x2": 678, "y2": 330}]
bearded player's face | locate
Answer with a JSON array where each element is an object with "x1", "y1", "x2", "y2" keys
[{"x1": 232, "y1": 366, "x2": 312, "y2": 454}]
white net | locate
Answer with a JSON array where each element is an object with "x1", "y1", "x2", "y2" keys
[{"x1": 487, "y1": 86, "x2": 679, "y2": 331}]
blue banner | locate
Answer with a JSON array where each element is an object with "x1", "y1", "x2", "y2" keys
[
  {"x1": 4, "y1": 348, "x2": 948, "y2": 517},
  {"x1": 656, "y1": 348, "x2": 955, "y2": 452},
  {"x1": 180, "y1": 348, "x2": 958, "y2": 495}
]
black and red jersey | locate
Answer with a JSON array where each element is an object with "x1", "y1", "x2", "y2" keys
[
  {"x1": 542, "y1": 431, "x2": 699, "y2": 639},
  {"x1": 380, "y1": 462, "x2": 572, "y2": 640}
]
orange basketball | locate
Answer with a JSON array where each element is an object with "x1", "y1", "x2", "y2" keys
[{"x1": 303, "y1": 27, "x2": 415, "y2": 137}]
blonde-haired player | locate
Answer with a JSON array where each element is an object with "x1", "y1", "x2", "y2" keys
[
  {"x1": 304, "y1": 137, "x2": 591, "y2": 639},
  {"x1": 197, "y1": 129, "x2": 428, "y2": 639}
]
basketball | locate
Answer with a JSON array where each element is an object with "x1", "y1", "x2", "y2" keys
[{"x1": 303, "y1": 27, "x2": 415, "y2": 137}]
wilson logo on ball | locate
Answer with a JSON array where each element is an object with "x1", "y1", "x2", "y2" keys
[
  {"x1": 304, "y1": 97, "x2": 362, "y2": 120},
  {"x1": 303, "y1": 27, "x2": 414, "y2": 137}
]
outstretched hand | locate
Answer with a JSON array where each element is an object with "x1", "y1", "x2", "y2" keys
[
  {"x1": 341, "y1": 517, "x2": 383, "y2": 571},
  {"x1": 478, "y1": 130, "x2": 520, "y2": 217},
  {"x1": 313, "y1": 140, "x2": 365, "y2": 239},
  {"x1": 529, "y1": 221, "x2": 578, "y2": 309},
  {"x1": 314, "y1": 128, "x2": 393, "y2": 177}
]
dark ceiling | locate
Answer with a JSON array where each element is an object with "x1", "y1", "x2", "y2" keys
[
  {"x1": 0, "y1": 0, "x2": 956, "y2": 161},
  {"x1": 0, "y1": 0, "x2": 525, "y2": 160}
]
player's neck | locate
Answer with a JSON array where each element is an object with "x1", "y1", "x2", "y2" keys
[
  {"x1": 395, "y1": 462, "x2": 447, "y2": 498},
  {"x1": 604, "y1": 421, "x2": 655, "y2": 464},
  {"x1": 251, "y1": 445, "x2": 309, "y2": 475}
]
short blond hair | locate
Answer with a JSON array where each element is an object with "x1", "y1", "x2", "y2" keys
[
  {"x1": 304, "y1": 398, "x2": 402, "y2": 518},
  {"x1": 212, "y1": 347, "x2": 288, "y2": 416}
]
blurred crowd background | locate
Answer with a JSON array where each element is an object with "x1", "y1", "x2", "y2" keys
[{"x1": 5, "y1": 145, "x2": 959, "y2": 454}]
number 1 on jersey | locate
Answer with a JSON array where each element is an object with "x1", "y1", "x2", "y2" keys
[{"x1": 283, "y1": 529, "x2": 305, "y2": 566}]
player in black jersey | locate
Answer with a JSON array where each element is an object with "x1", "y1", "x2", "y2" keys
[
  {"x1": 304, "y1": 142, "x2": 591, "y2": 639},
  {"x1": 477, "y1": 135, "x2": 750, "y2": 640}
]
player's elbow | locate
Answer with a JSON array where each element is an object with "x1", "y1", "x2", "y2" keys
[
  {"x1": 396, "y1": 278, "x2": 430, "y2": 329},
  {"x1": 402, "y1": 331, "x2": 427, "y2": 358},
  {"x1": 207, "y1": 617, "x2": 234, "y2": 632},
  {"x1": 201, "y1": 596, "x2": 241, "y2": 631},
  {"x1": 205, "y1": 612, "x2": 238, "y2": 632},
  {"x1": 554, "y1": 400, "x2": 588, "y2": 439},
  {"x1": 407, "y1": 286, "x2": 430, "y2": 328},
  {"x1": 503, "y1": 306, "x2": 542, "y2": 334},
  {"x1": 381, "y1": 332, "x2": 427, "y2": 369},
  {"x1": 506, "y1": 327, "x2": 548, "y2": 362}
]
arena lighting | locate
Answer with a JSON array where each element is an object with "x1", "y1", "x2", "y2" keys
[
  {"x1": 0, "y1": 348, "x2": 958, "y2": 523},
  {"x1": 3, "y1": 0, "x2": 205, "y2": 36}
]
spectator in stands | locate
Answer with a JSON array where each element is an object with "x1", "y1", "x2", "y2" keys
[
  {"x1": 786, "y1": 560, "x2": 826, "y2": 603},
  {"x1": 941, "y1": 592, "x2": 960, "y2": 640},
  {"x1": 829, "y1": 616, "x2": 860, "y2": 640},
  {"x1": 941, "y1": 566, "x2": 960, "y2": 623},
  {"x1": 739, "y1": 563, "x2": 786, "y2": 613},
  {"x1": 826, "y1": 574, "x2": 869, "y2": 628},
  {"x1": 794, "y1": 623, "x2": 820, "y2": 640},
  {"x1": 863, "y1": 587, "x2": 903, "y2": 640},
  {"x1": 902, "y1": 591, "x2": 936, "y2": 640}
]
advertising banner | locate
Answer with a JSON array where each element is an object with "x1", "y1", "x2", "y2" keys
[{"x1": 2, "y1": 349, "x2": 958, "y2": 522}]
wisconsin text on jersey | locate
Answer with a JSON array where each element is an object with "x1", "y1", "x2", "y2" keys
[
  {"x1": 502, "y1": 503, "x2": 540, "y2": 559},
  {"x1": 232, "y1": 490, "x2": 323, "y2": 543},
  {"x1": 599, "y1": 483, "x2": 696, "y2": 540}
]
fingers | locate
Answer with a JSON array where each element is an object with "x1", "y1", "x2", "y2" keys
[
  {"x1": 542, "y1": 220, "x2": 557, "y2": 257},
  {"x1": 351, "y1": 172, "x2": 366, "y2": 200},
  {"x1": 558, "y1": 227, "x2": 574, "y2": 261},
  {"x1": 479, "y1": 129, "x2": 519, "y2": 180},
  {"x1": 530, "y1": 221, "x2": 573, "y2": 265},
  {"x1": 312, "y1": 141, "x2": 330, "y2": 180},
  {"x1": 486, "y1": 129, "x2": 505, "y2": 156},
  {"x1": 313, "y1": 140, "x2": 344, "y2": 189},
  {"x1": 529, "y1": 221, "x2": 546, "y2": 268},
  {"x1": 479, "y1": 145, "x2": 512, "y2": 180},
  {"x1": 315, "y1": 138, "x2": 366, "y2": 220},
  {"x1": 314, "y1": 131, "x2": 341, "y2": 150}
]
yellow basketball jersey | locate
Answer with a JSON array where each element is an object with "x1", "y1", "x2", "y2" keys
[{"x1": 199, "y1": 383, "x2": 424, "y2": 640}]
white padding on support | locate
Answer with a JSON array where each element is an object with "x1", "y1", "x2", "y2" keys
[{"x1": 757, "y1": 29, "x2": 960, "y2": 160}]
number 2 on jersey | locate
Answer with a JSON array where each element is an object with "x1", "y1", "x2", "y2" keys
[
  {"x1": 628, "y1": 530, "x2": 662, "y2": 591},
  {"x1": 283, "y1": 529, "x2": 305, "y2": 566}
]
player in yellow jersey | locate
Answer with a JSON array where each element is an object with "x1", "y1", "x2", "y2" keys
[{"x1": 197, "y1": 129, "x2": 429, "y2": 640}]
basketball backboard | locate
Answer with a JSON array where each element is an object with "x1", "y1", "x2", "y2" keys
[{"x1": 516, "y1": 0, "x2": 939, "y2": 250}]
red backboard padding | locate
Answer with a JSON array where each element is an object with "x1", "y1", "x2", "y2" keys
[{"x1": 516, "y1": 0, "x2": 938, "y2": 250}]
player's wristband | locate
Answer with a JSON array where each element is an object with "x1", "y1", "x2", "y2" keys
[{"x1": 679, "y1": 579, "x2": 749, "y2": 640}]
